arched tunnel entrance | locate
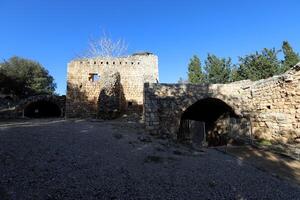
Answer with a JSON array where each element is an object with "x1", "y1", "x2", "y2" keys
[
  {"x1": 178, "y1": 98, "x2": 238, "y2": 146},
  {"x1": 24, "y1": 100, "x2": 62, "y2": 118}
]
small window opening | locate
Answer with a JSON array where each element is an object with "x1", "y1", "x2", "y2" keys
[
  {"x1": 89, "y1": 73, "x2": 100, "y2": 82},
  {"x1": 120, "y1": 62, "x2": 122, "y2": 64},
  {"x1": 128, "y1": 101, "x2": 133, "y2": 107},
  {"x1": 79, "y1": 84, "x2": 83, "y2": 89},
  {"x1": 106, "y1": 62, "x2": 109, "y2": 65},
  {"x1": 94, "y1": 61, "x2": 97, "y2": 64},
  {"x1": 113, "y1": 61, "x2": 115, "y2": 65},
  {"x1": 131, "y1": 62, "x2": 134, "y2": 65},
  {"x1": 80, "y1": 61, "x2": 83, "y2": 64},
  {"x1": 101, "y1": 61, "x2": 103, "y2": 64},
  {"x1": 125, "y1": 62, "x2": 127, "y2": 64},
  {"x1": 267, "y1": 105, "x2": 271, "y2": 109},
  {"x1": 87, "y1": 61, "x2": 90, "y2": 64},
  {"x1": 137, "y1": 62, "x2": 140, "y2": 65}
]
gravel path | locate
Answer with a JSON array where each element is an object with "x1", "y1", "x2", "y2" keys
[{"x1": 0, "y1": 119, "x2": 299, "y2": 200}]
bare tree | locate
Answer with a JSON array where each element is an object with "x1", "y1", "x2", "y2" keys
[{"x1": 79, "y1": 31, "x2": 128, "y2": 58}]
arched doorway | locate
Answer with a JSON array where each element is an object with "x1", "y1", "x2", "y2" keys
[
  {"x1": 178, "y1": 98, "x2": 238, "y2": 146},
  {"x1": 24, "y1": 100, "x2": 62, "y2": 118}
]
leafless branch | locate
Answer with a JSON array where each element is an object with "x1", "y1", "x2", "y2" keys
[{"x1": 79, "y1": 30, "x2": 128, "y2": 59}]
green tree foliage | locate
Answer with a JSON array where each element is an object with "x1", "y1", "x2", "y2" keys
[
  {"x1": 229, "y1": 67, "x2": 241, "y2": 83},
  {"x1": 234, "y1": 48, "x2": 281, "y2": 81},
  {"x1": 187, "y1": 55, "x2": 205, "y2": 83},
  {"x1": 204, "y1": 54, "x2": 232, "y2": 84},
  {"x1": 186, "y1": 41, "x2": 299, "y2": 83},
  {"x1": 0, "y1": 72, "x2": 21, "y2": 95},
  {"x1": 281, "y1": 41, "x2": 300, "y2": 72},
  {"x1": 0, "y1": 56, "x2": 56, "y2": 97}
]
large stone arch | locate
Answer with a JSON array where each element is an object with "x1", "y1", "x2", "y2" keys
[
  {"x1": 176, "y1": 92, "x2": 242, "y2": 118},
  {"x1": 144, "y1": 64, "x2": 300, "y2": 153},
  {"x1": 16, "y1": 95, "x2": 66, "y2": 118},
  {"x1": 143, "y1": 82, "x2": 251, "y2": 141},
  {"x1": 169, "y1": 97, "x2": 241, "y2": 138},
  {"x1": 143, "y1": 83, "x2": 245, "y2": 137},
  {"x1": 178, "y1": 97, "x2": 241, "y2": 146}
]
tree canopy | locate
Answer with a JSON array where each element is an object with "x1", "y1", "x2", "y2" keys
[
  {"x1": 186, "y1": 54, "x2": 232, "y2": 84},
  {"x1": 204, "y1": 54, "x2": 232, "y2": 84},
  {"x1": 187, "y1": 55, "x2": 205, "y2": 83},
  {"x1": 186, "y1": 41, "x2": 299, "y2": 84},
  {"x1": 234, "y1": 48, "x2": 281, "y2": 81},
  {"x1": 282, "y1": 41, "x2": 300, "y2": 72},
  {"x1": 0, "y1": 56, "x2": 56, "y2": 98}
]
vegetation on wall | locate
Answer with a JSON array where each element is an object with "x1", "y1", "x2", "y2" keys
[{"x1": 186, "y1": 41, "x2": 300, "y2": 84}]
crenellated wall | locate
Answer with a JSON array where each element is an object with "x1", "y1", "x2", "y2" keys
[{"x1": 66, "y1": 53, "x2": 158, "y2": 117}]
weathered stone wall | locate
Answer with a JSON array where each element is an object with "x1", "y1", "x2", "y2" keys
[
  {"x1": 66, "y1": 53, "x2": 158, "y2": 117},
  {"x1": 98, "y1": 72, "x2": 126, "y2": 119},
  {"x1": 144, "y1": 64, "x2": 300, "y2": 145},
  {"x1": 144, "y1": 81, "x2": 250, "y2": 135},
  {"x1": 248, "y1": 65, "x2": 300, "y2": 143}
]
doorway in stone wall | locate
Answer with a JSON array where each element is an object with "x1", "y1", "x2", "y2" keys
[
  {"x1": 178, "y1": 98, "x2": 238, "y2": 146},
  {"x1": 24, "y1": 100, "x2": 62, "y2": 118},
  {"x1": 178, "y1": 119, "x2": 206, "y2": 146}
]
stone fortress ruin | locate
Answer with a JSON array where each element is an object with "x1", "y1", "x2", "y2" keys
[
  {"x1": 65, "y1": 52, "x2": 300, "y2": 157},
  {"x1": 66, "y1": 52, "x2": 158, "y2": 118}
]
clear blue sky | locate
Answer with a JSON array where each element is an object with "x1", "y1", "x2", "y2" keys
[{"x1": 1, "y1": 0, "x2": 299, "y2": 95}]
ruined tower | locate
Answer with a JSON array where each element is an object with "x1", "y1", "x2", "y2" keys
[{"x1": 66, "y1": 53, "x2": 158, "y2": 118}]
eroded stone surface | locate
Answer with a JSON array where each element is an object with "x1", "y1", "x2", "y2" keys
[
  {"x1": 144, "y1": 63, "x2": 300, "y2": 147},
  {"x1": 98, "y1": 72, "x2": 125, "y2": 119},
  {"x1": 66, "y1": 53, "x2": 158, "y2": 118}
]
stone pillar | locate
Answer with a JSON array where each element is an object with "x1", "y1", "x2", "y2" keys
[{"x1": 144, "y1": 83, "x2": 160, "y2": 135}]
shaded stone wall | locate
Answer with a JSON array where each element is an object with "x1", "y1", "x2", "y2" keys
[
  {"x1": 98, "y1": 72, "x2": 126, "y2": 119},
  {"x1": 144, "y1": 63, "x2": 300, "y2": 144},
  {"x1": 66, "y1": 54, "x2": 158, "y2": 117}
]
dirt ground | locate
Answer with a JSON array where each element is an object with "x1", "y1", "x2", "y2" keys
[
  {"x1": 216, "y1": 145, "x2": 300, "y2": 186},
  {"x1": 0, "y1": 118, "x2": 299, "y2": 200}
]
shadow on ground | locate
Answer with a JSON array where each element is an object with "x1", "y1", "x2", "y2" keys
[{"x1": 216, "y1": 145, "x2": 300, "y2": 186}]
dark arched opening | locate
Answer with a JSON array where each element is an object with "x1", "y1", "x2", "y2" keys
[
  {"x1": 24, "y1": 100, "x2": 61, "y2": 118},
  {"x1": 4, "y1": 96, "x2": 13, "y2": 101},
  {"x1": 179, "y1": 98, "x2": 238, "y2": 146}
]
